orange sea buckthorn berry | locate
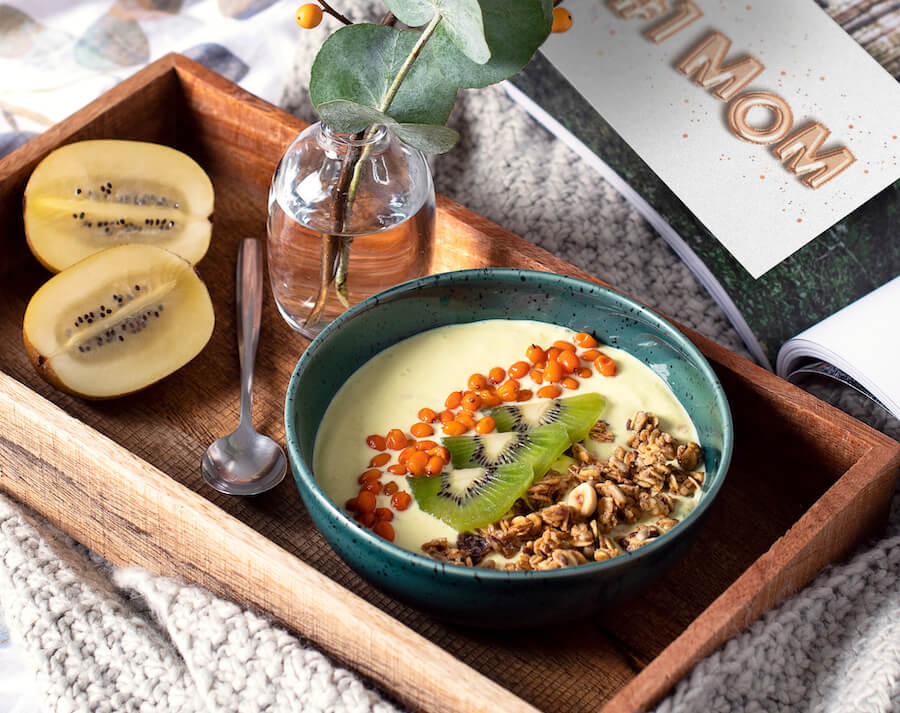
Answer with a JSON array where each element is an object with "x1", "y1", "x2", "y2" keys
[
  {"x1": 383, "y1": 481, "x2": 399, "y2": 496},
  {"x1": 296, "y1": 3, "x2": 323, "y2": 29},
  {"x1": 558, "y1": 350, "x2": 579, "y2": 373},
  {"x1": 488, "y1": 366, "x2": 506, "y2": 384},
  {"x1": 362, "y1": 480, "x2": 383, "y2": 495},
  {"x1": 357, "y1": 469, "x2": 382, "y2": 484},
  {"x1": 461, "y1": 392, "x2": 482, "y2": 411},
  {"x1": 418, "y1": 407, "x2": 437, "y2": 423},
  {"x1": 538, "y1": 384, "x2": 562, "y2": 399},
  {"x1": 356, "y1": 490, "x2": 376, "y2": 513},
  {"x1": 428, "y1": 445, "x2": 450, "y2": 462},
  {"x1": 426, "y1": 455, "x2": 444, "y2": 475},
  {"x1": 545, "y1": 360, "x2": 564, "y2": 383},
  {"x1": 475, "y1": 416, "x2": 496, "y2": 434},
  {"x1": 497, "y1": 380, "x2": 520, "y2": 402},
  {"x1": 445, "y1": 391, "x2": 462, "y2": 409},
  {"x1": 416, "y1": 439, "x2": 438, "y2": 451},
  {"x1": 546, "y1": 347, "x2": 561, "y2": 364},
  {"x1": 517, "y1": 389, "x2": 534, "y2": 402},
  {"x1": 387, "y1": 463, "x2": 408, "y2": 475},
  {"x1": 345, "y1": 497, "x2": 359, "y2": 512},
  {"x1": 369, "y1": 453, "x2": 390, "y2": 467},
  {"x1": 526, "y1": 344, "x2": 545, "y2": 364},
  {"x1": 438, "y1": 409, "x2": 455, "y2": 423},
  {"x1": 478, "y1": 389, "x2": 502, "y2": 407},
  {"x1": 551, "y1": 6, "x2": 572, "y2": 33},
  {"x1": 407, "y1": 451, "x2": 429, "y2": 476},
  {"x1": 375, "y1": 507, "x2": 393, "y2": 522},
  {"x1": 391, "y1": 491, "x2": 412, "y2": 511},
  {"x1": 456, "y1": 411, "x2": 477, "y2": 429},
  {"x1": 529, "y1": 367, "x2": 544, "y2": 385},
  {"x1": 410, "y1": 422, "x2": 434, "y2": 438},
  {"x1": 508, "y1": 361, "x2": 530, "y2": 379},
  {"x1": 366, "y1": 434, "x2": 386, "y2": 451},
  {"x1": 468, "y1": 373, "x2": 488, "y2": 390},
  {"x1": 357, "y1": 511, "x2": 376, "y2": 527},
  {"x1": 442, "y1": 420, "x2": 467, "y2": 436},
  {"x1": 581, "y1": 349, "x2": 601, "y2": 362},
  {"x1": 398, "y1": 446, "x2": 417, "y2": 464},
  {"x1": 574, "y1": 332, "x2": 598, "y2": 348},
  {"x1": 386, "y1": 429, "x2": 407, "y2": 450},
  {"x1": 562, "y1": 377, "x2": 579, "y2": 391},
  {"x1": 373, "y1": 520, "x2": 395, "y2": 541},
  {"x1": 579, "y1": 367, "x2": 592, "y2": 378},
  {"x1": 594, "y1": 354, "x2": 617, "y2": 377},
  {"x1": 554, "y1": 340, "x2": 576, "y2": 353}
]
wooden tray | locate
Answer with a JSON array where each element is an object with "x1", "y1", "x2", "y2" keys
[{"x1": 1, "y1": 54, "x2": 898, "y2": 713}]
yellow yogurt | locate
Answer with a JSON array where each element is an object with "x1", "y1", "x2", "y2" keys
[{"x1": 314, "y1": 319, "x2": 702, "y2": 555}]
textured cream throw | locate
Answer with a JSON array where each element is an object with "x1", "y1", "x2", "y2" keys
[{"x1": 2, "y1": 2, "x2": 899, "y2": 711}]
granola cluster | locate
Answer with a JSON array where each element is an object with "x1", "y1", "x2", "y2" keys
[{"x1": 421, "y1": 411, "x2": 704, "y2": 570}]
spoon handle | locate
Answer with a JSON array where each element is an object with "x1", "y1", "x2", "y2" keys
[{"x1": 237, "y1": 238, "x2": 264, "y2": 426}]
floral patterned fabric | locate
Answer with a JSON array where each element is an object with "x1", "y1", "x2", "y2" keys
[{"x1": 0, "y1": 0, "x2": 296, "y2": 158}]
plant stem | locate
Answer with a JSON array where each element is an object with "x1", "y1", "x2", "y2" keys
[
  {"x1": 380, "y1": 11, "x2": 442, "y2": 113},
  {"x1": 332, "y1": 11, "x2": 443, "y2": 304},
  {"x1": 306, "y1": 9, "x2": 444, "y2": 322},
  {"x1": 316, "y1": 0, "x2": 353, "y2": 25}
]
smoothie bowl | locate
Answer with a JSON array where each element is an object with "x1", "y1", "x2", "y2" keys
[{"x1": 285, "y1": 269, "x2": 732, "y2": 627}]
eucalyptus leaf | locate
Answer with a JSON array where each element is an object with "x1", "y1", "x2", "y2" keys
[
  {"x1": 316, "y1": 99, "x2": 393, "y2": 134},
  {"x1": 382, "y1": 0, "x2": 432, "y2": 27},
  {"x1": 391, "y1": 123, "x2": 460, "y2": 153},
  {"x1": 310, "y1": 24, "x2": 457, "y2": 125},
  {"x1": 385, "y1": 0, "x2": 489, "y2": 64},
  {"x1": 423, "y1": 0, "x2": 552, "y2": 88}
]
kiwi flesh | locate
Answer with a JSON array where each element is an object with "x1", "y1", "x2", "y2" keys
[
  {"x1": 489, "y1": 393, "x2": 606, "y2": 443},
  {"x1": 23, "y1": 244, "x2": 215, "y2": 399},
  {"x1": 443, "y1": 423, "x2": 569, "y2": 483},
  {"x1": 408, "y1": 462, "x2": 534, "y2": 532},
  {"x1": 24, "y1": 140, "x2": 214, "y2": 273}
]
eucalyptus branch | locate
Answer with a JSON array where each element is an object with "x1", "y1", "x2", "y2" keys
[
  {"x1": 307, "y1": 10, "x2": 445, "y2": 320},
  {"x1": 316, "y1": 0, "x2": 353, "y2": 25}
]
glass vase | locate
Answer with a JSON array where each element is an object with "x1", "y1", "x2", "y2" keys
[{"x1": 267, "y1": 122, "x2": 435, "y2": 338}]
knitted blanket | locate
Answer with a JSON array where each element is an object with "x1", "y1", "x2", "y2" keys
[{"x1": 2, "y1": 2, "x2": 899, "y2": 711}]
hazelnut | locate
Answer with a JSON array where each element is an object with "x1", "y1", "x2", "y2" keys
[{"x1": 566, "y1": 482, "x2": 597, "y2": 518}]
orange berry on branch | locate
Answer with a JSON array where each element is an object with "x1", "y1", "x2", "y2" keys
[
  {"x1": 296, "y1": 3, "x2": 323, "y2": 29},
  {"x1": 552, "y1": 6, "x2": 572, "y2": 33}
]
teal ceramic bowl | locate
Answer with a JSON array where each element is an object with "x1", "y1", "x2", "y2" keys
[{"x1": 285, "y1": 269, "x2": 732, "y2": 627}]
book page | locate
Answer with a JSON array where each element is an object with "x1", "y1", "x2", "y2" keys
[
  {"x1": 776, "y1": 277, "x2": 900, "y2": 418},
  {"x1": 541, "y1": 0, "x2": 900, "y2": 278}
]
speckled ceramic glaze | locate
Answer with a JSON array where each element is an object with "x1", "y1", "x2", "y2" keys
[{"x1": 285, "y1": 269, "x2": 733, "y2": 627}]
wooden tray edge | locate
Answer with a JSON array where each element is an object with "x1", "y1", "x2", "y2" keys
[{"x1": 0, "y1": 371, "x2": 540, "y2": 713}]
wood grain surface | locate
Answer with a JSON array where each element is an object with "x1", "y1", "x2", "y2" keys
[{"x1": 1, "y1": 55, "x2": 899, "y2": 713}]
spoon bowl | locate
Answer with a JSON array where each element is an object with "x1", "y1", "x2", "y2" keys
[
  {"x1": 202, "y1": 425, "x2": 286, "y2": 495},
  {"x1": 202, "y1": 238, "x2": 286, "y2": 495}
]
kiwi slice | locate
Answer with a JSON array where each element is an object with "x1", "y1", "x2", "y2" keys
[
  {"x1": 24, "y1": 140, "x2": 214, "y2": 272},
  {"x1": 23, "y1": 244, "x2": 215, "y2": 399},
  {"x1": 408, "y1": 462, "x2": 534, "y2": 532},
  {"x1": 489, "y1": 393, "x2": 606, "y2": 443},
  {"x1": 443, "y1": 423, "x2": 570, "y2": 483}
]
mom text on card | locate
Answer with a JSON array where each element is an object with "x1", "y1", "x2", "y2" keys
[{"x1": 609, "y1": 0, "x2": 856, "y2": 189}]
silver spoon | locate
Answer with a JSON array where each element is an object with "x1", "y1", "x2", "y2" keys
[{"x1": 202, "y1": 238, "x2": 286, "y2": 495}]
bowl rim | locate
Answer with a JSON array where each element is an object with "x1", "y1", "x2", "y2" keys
[{"x1": 284, "y1": 268, "x2": 733, "y2": 581}]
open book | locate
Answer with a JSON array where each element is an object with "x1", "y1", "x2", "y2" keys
[{"x1": 507, "y1": 0, "x2": 900, "y2": 419}]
